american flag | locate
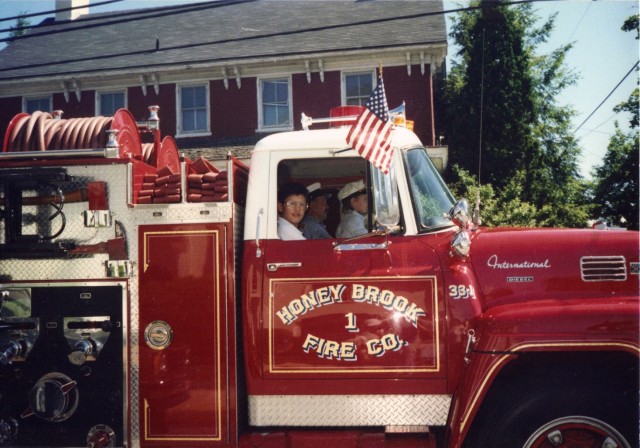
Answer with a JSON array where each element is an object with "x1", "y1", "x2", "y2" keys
[{"x1": 346, "y1": 74, "x2": 394, "y2": 174}]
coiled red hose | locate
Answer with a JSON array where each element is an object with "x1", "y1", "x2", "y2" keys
[{"x1": 6, "y1": 111, "x2": 113, "y2": 152}]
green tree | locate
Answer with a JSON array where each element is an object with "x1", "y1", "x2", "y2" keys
[
  {"x1": 592, "y1": 121, "x2": 639, "y2": 230},
  {"x1": 448, "y1": 165, "x2": 538, "y2": 227},
  {"x1": 591, "y1": 15, "x2": 639, "y2": 230},
  {"x1": 444, "y1": 1, "x2": 588, "y2": 227},
  {"x1": 8, "y1": 14, "x2": 30, "y2": 43},
  {"x1": 445, "y1": 1, "x2": 536, "y2": 190}
]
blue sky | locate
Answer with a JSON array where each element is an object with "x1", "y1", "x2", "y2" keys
[{"x1": 1, "y1": 0, "x2": 638, "y2": 178}]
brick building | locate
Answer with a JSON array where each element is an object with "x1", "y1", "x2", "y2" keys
[{"x1": 0, "y1": 0, "x2": 447, "y2": 166}]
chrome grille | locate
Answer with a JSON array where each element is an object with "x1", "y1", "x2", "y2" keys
[{"x1": 581, "y1": 256, "x2": 627, "y2": 281}]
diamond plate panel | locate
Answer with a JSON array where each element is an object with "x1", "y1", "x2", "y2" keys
[
  {"x1": 249, "y1": 394, "x2": 452, "y2": 427},
  {"x1": 0, "y1": 162, "x2": 239, "y2": 448},
  {"x1": 0, "y1": 164, "x2": 134, "y2": 280}
]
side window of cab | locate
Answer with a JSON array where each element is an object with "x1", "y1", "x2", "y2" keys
[{"x1": 276, "y1": 158, "x2": 369, "y2": 240}]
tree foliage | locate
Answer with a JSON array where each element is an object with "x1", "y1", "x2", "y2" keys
[
  {"x1": 448, "y1": 164, "x2": 592, "y2": 228},
  {"x1": 8, "y1": 14, "x2": 30, "y2": 43},
  {"x1": 592, "y1": 122, "x2": 639, "y2": 230},
  {"x1": 591, "y1": 15, "x2": 640, "y2": 230},
  {"x1": 444, "y1": 0, "x2": 589, "y2": 227}
]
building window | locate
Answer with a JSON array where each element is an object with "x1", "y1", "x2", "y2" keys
[
  {"x1": 259, "y1": 78, "x2": 292, "y2": 130},
  {"x1": 178, "y1": 84, "x2": 209, "y2": 134},
  {"x1": 343, "y1": 72, "x2": 374, "y2": 106},
  {"x1": 97, "y1": 91, "x2": 126, "y2": 116},
  {"x1": 24, "y1": 97, "x2": 51, "y2": 113}
]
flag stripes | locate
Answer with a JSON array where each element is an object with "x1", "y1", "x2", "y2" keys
[{"x1": 345, "y1": 74, "x2": 394, "y2": 174}]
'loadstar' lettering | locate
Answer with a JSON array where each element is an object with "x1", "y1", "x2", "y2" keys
[
  {"x1": 351, "y1": 284, "x2": 425, "y2": 328},
  {"x1": 276, "y1": 284, "x2": 346, "y2": 324}
]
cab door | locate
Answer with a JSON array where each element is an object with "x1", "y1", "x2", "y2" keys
[
  {"x1": 258, "y1": 156, "x2": 447, "y2": 396},
  {"x1": 262, "y1": 235, "x2": 445, "y2": 389}
]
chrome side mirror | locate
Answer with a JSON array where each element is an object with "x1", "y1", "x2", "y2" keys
[
  {"x1": 449, "y1": 199, "x2": 470, "y2": 229},
  {"x1": 451, "y1": 230, "x2": 471, "y2": 258}
]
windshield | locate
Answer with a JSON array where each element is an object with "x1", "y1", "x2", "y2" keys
[{"x1": 403, "y1": 147, "x2": 455, "y2": 230}]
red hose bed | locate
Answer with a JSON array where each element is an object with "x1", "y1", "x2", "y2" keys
[
  {"x1": 0, "y1": 109, "x2": 233, "y2": 206},
  {"x1": 2, "y1": 109, "x2": 144, "y2": 160},
  {"x1": 3, "y1": 112, "x2": 114, "y2": 152}
]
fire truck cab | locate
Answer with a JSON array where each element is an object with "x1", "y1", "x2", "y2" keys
[{"x1": 0, "y1": 107, "x2": 637, "y2": 448}]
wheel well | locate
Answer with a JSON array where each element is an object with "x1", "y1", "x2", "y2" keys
[
  {"x1": 462, "y1": 350, "x2": 639, "y2": 447},
  {"x1": 492, "y1": 350, "x2": 638, "y2": 389}
]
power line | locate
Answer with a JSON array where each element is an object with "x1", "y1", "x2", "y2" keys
[
  {"x1": 0, "y1": 0, "x2": 229, "y2": 34},
  {"x1": 0, "y1": 0, "x2": 576, "y2": 79},
  {"x1": 0, "y1": 0, "x2": 255, "y2": 43},
  {"x1": 573, "y1": 60, "x2": 640, "y2": 133},
  {"x1": 0, "y1": 0, "x2": 123, "y2": 23},
  {"x1": 1, "y1": 0, "x2": 547, "y2": 45},
  {"x1": 0, "y1": 7, "x2": 464, "y2": 73},
  {"x1": 0, "y1": 0, "x2": 550, "y2": 75}
]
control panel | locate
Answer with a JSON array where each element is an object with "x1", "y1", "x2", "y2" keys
[{"x1": 0, "y1": 284, "x2": 125, "y2": 447}]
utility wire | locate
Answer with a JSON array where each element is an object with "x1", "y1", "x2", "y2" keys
[
  {"x1": 0, "y1": 8, "x2": 468, "y2": 73},
  {"x1": 0, "y1": 0, "x2": 123, "y2": 23},
  {"x1": 0, "y1": 0, "x2": 544, "y2": 44},
  {"x1": 0, "y1": 0, "x2": 255, "y2": 43},
  {"x1": 0, "y1": 0, "x2": 546, "y2": 73},
  {"x1": 0, "y1": 0, "x2": 230, "y2": 34},
  {"x1": 573, "y1": 60, "x2": 639, "y2": 133}
]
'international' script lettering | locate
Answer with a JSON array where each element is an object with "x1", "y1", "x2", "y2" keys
[
  {"x1": 487, "y1": 254, "x2": 551, "y2": 270},
  {"x1": 276, "y1": 284, "x2": 346, "y2": 324},
  {"x1": 351, "y1": 284, "x2": 425, "y2": 328}
]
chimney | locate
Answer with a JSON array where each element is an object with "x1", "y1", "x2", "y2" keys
[{"x1": 56, "y1": 0, "x2": 90, "y2": 21}]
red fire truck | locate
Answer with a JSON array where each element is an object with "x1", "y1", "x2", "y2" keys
[{"x1": 0, "y1": 107, "x2": 637, "y2": 448}]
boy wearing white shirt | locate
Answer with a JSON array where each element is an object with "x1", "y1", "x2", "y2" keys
[{"x1": 277, "y1": 182, "x2": 309, "y2": 240}]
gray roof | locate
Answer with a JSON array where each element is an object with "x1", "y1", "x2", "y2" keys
[{"x1": 0, "y1": 0, "x2": 446, "y2": 82}]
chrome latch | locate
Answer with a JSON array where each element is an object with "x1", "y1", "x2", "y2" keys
[{"x1": 464, "y1": 329, "x2": 476, "y2": 364}]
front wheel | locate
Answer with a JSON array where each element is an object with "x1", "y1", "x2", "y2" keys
[
  {"x1": 462, "y1": 360, "x2": 637, "y2": 448},
  {"x1": 523, "y1": 416, "x2": 631, "y2": 448}
]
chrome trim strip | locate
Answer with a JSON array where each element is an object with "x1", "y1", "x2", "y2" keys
[{"x1": 249, "y1": 394, "x2": 452, "y2": 427}]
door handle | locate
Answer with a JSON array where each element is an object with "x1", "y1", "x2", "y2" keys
[{"x1": 267, "y1": 262, "x2": 302, "y2": 272}]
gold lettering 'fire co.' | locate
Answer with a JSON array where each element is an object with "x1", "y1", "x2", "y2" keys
[{"x1": 276, "y1": 284, "x2": 426, "y2": 328}]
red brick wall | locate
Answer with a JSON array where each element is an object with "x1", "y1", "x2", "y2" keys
[
  {"x1": 211, "y1": 78, "x2": 257, "y2": 137},
  {"x1": 0, "y1": 96, "x2": 22, "y2": 147},
  {"x1": 52, "y1": 91, "x2": 95, "y2": 118},
  {"x1": 383, "y1": 65, "x2": 435, "y2": 146},
  {"x1": 292, "y1": 71, "x2": 341, "y2": 130},
  {"x1": 0, "y1": 64, "x2": 437, "y2": 147}
]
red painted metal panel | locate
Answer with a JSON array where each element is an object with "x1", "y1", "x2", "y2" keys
[
  {"x1": 239, "y1": 430, "x2": 437, "y2": 448},
  {"x1": 470, "y1": 228, "x2": 640, "y2": 308},
  {"x1": 138, "y1": 223, "x2": 231, "y2": 447},
  {"x1": 243, "y1": 235, "x2": 448, "y2": 396}
]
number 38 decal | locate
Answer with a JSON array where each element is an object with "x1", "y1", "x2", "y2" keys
[{"x1": 448, "y1": 284, "x2": 476, "y2": 300}]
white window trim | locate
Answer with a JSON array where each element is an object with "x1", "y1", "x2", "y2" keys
[
  {"x1": 341, "y1": 70, "x2": 375, "y2": 106},
  {"x1": 176, "y1": 82, "x2": 211, "y2": 138},
  {"x1": 256, "y1": 76, "x2": 293, "y2": 133},
  {"x1": 95, "y1": 89, "x2": 127, "y2": 116},
  {"x1": 22, "y1": 95, "x2": 52, "y2": 113}
]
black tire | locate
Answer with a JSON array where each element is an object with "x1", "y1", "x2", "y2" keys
[{"x1": 462, "y1": 363, "x2": 638, "y2": 448}]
